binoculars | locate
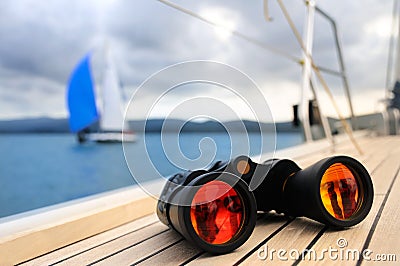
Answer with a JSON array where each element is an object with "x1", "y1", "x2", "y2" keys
[{"x1": 157, "y1": 155, "x2": 374, "y2": 254}]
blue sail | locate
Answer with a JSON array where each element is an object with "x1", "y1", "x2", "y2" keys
[{"x1": 67, "y1": 54, "x2": 99, "y2": 133}]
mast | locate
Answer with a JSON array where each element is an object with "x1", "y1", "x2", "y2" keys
[
  {"x1": 299, "y1": 0, "x2": 334, "y2": 143},
  {"x1": 394, "y1": 1, "x2": 400, "y2": 85},
  {"x1": 387, "y1": 0, "x2": 400, "y2": 110},
  {"x1": 299, "y1": 0, "x2": 316, "y2": 142}
]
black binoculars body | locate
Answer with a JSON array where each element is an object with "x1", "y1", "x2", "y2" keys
[{"x1": 157, "y1": 155, "x2": 374, "y2": 254}]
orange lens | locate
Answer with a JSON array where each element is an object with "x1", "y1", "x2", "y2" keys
[
  {"x1": 320, "y1": 163, "x2": 359, "y2": 220},
  {"x1": 190, "y1": 181, "x2": 244, "y2": 244}
]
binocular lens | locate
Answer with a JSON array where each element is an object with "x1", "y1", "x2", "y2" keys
[
  {"x1": 260, "y1": 155, "x2": 372, "y2": 227},
  {"x1": 320, "y1": 163, "x2": 359, "y2": 220},
  {"x1": 157, "y1": 172, "x2": 257, "y2": 254},
  {"x1": 190, "y1": 180, "x2": 244, "y2": 244}
]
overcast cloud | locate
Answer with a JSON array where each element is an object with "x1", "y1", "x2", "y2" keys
[{"x1": 0, "y1": 0, "x2": 395, "y2": 121}]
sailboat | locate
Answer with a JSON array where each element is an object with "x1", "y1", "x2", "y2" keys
[{"x1": 66, "y1": 52, "x2": 136, "y2": 143}]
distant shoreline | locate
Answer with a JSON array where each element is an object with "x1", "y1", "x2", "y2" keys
[{"x1": 0, "y1": 117, "x2": 301, "y2": 133}]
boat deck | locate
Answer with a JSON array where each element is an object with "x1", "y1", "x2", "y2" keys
[{"x1": 3, "y1": 134, "x2": 400, "y2": 265}]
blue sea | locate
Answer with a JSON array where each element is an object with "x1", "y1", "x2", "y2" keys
[{"x1": 0, "y1": 132, "x2": 302, "y2": 218}]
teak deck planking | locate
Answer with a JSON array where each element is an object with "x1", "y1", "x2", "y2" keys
[{"x1": 10, "y1": 135, "x2": 400, "y2": 265}]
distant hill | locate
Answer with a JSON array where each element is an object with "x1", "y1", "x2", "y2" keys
[
  {"x1": 0, "y1": 117, "x2": 301, "y2": 133},
  {"x1": 0, "y1": 117, "x2": 70, "y2": 133}
]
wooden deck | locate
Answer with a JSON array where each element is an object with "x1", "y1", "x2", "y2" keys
[{"x1": 2, "y1": 134, "x2": 400, "y2": 265}]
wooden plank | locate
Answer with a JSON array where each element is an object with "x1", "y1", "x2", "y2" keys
[
  {"x1": 54, "y1": 222, "x2": 169, "y2": 265},
  {"x1": 370, "y1": 148, "x2": 400, "y2": 194},
  {"x1": 264, "y1": 131, "x2": 369, "y2": 162},
  {"x1": 358, "y1": 137, "x2": 395, "y2": 172},
  {"x1": 93, "y1": 230, "x2": 182, "y2": 265},
  {"x1": 295, "y1": 136, "x2": 387, "y2": 170},
  {"x1": 239, "y1": 218, "x2": 324, "y2": 265},
  {"x1": 21, "y1": 214, "x2": 159, "y2": 265},
  {"x1": 297, "y1": 196, "x2": 385, "y2": 265},
  {"x1": 280, "y1": 136, "x2": 386, "y2": 181},
  {"x1": 186, "y1": 214, "x2": 292, "y2": 265},
  {"x1": 137, "y1": 240, "x2": 201, "y2": 266},
  {"x1": 362, "y1": 169, "x2": 400, "y2": 264}
]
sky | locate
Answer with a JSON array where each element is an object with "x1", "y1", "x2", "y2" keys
[{"x1": 0, "y1": 0, "x2": 396, "y2": 122}]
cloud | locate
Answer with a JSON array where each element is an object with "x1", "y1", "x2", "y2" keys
[
  {"x1": 0, "y1": 0, "x2": 394, "y2": 121},
  {"x1": 0, "y1": 1, "x2": 100, "y2": 80}
]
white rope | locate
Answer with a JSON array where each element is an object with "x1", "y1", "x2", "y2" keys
[
  {"x1": 156, "y1": 0, "x2": 300, "y2": 63},
  {"x1": 156, "y1": 0, "x2": 344, "y2": 77}
]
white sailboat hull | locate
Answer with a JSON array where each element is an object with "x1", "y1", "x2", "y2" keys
[{"x1": 86, "y1": 132, "x2": 136, "y2": 143}]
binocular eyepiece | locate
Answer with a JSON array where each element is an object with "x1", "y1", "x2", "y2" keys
[{"x1": 157, "y1": 155, "x2": 374, "y2": 254}]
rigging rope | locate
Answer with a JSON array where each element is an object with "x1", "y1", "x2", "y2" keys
[
  {"x1": 156, "y1": 0, "x2": 300, "y2": 63},
  {"x1": 156, "y1": 0, "x2": 345, "y2": 77}
]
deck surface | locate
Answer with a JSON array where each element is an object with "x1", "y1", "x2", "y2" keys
[{"x1": 20, "y1": 135, "x2": 400, "y2": 265}]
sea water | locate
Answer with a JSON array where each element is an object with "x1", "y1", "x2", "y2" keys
[{"x1": 0, "y1": 132, "x2": 302, "y2": 218}]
